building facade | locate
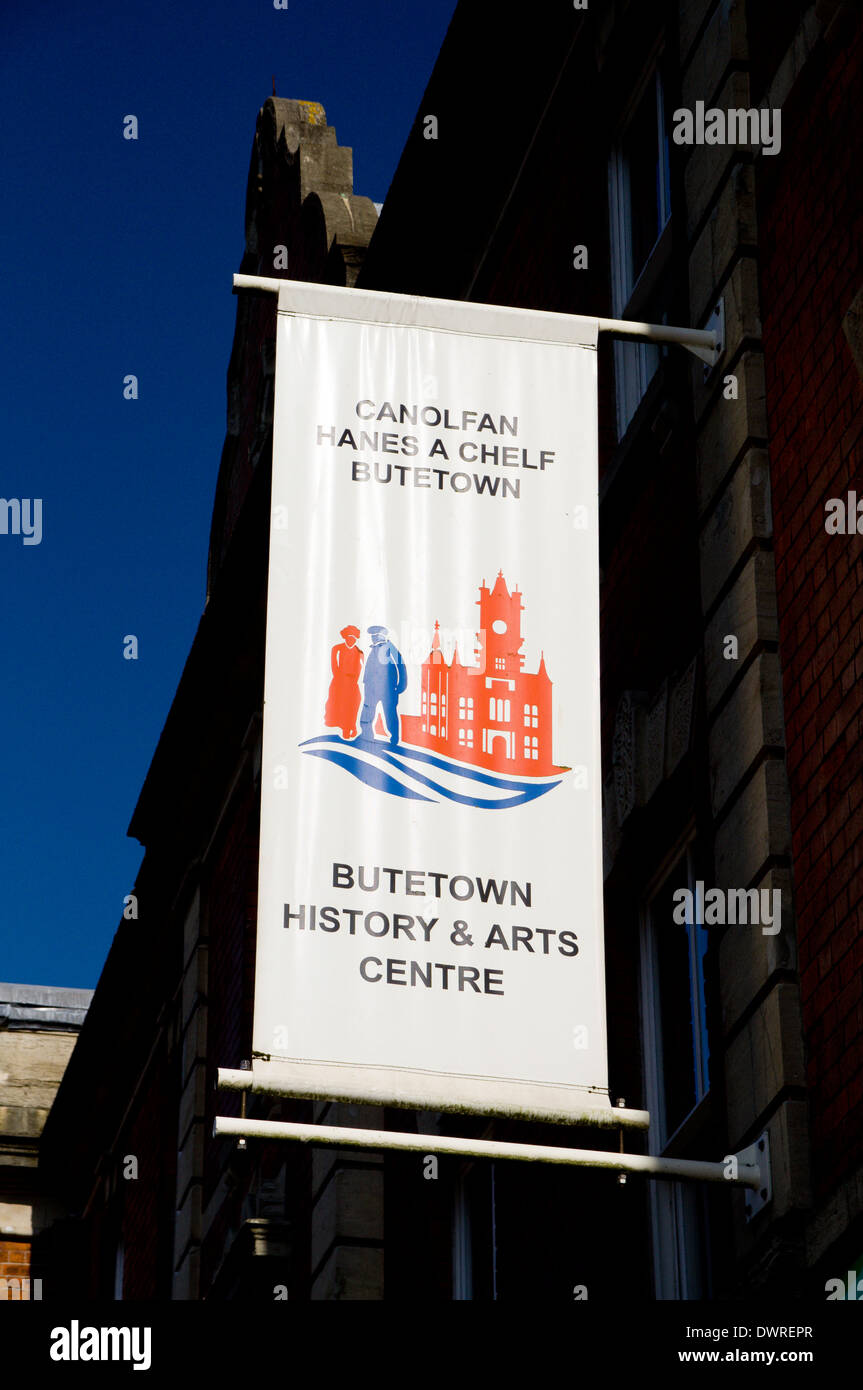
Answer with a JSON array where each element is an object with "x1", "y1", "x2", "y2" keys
[
  {"x1": 35, "y1": 0, "x2": 862, "y2": 1301},
  {"x1": 0, "y1": 983, "x2": 91, "y2": 1299}
]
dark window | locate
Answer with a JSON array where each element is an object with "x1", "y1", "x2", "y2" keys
[
  {"x1": 641, "y1": 845, "x2": 713, "y2": 1299},
  {"x1": 608, "y1": 70, "x2": 673, "y2": 435}
]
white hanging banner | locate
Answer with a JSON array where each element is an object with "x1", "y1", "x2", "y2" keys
[{"x1": 252, "y1": 279, "x2": 608, "y2": 1119}]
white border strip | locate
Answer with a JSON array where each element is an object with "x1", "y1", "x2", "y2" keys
[
  {"x1": 239, "y1": 274, "x2": 599, "y2": 347},
  {"x1": 233, "y1": 274, "x2": 719, "y2": 355}
]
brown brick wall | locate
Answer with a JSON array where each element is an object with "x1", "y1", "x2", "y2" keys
[
  {"x1": 759, "y1": 16, "x2": 863, "y2": 1200},
  {"x1": 0, "y1": 1245, "x2": 32, "y2": 1295},
  {"x1": 0, "y1": 1239, "x2": 31, "y2": 1296}
]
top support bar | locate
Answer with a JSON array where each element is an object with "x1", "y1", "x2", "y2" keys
[{"x1": 231, "y1": 274, "x2": 722, "y2": 361}]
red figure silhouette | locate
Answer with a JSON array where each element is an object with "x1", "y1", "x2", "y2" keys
[{"x1": 324, "y1": 626, "x2": 364, "y2": 738}]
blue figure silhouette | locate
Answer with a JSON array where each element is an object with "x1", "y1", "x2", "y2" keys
[{"x1": 360, "y1": 626, "x2": 408, "y2": 747}]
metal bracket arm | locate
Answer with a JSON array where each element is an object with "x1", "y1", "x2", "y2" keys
[
  {"x1": 232, "y1": 274, "x2": 723, "y2": 366},
  {"x1": 213, "y1": 1114, "x2": 762, "y2": 1190}
]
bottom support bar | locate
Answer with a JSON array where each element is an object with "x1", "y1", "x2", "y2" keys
[{"x1": 213, "y1": 1115, "x2": 761, "y2": 1189}]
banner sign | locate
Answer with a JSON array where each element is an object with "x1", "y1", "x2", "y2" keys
[{"x1": 252, "y1": 280, "x2": 608, "y2": 1116}]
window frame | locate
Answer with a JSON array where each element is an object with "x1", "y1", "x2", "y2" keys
[
  {"x1": 640, "y1": 840, "x2": 710, "y2": 1147},
  {"x1": 639, "y1": 837, "x2": 713, "y2": 1300},
  {"x1": 607, "y1": 65, "x2": 673, "y2": 437}
]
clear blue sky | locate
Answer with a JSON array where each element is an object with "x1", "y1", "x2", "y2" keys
[{"x1": 0, "y1": 0, "x2": 456, "y2": 989}]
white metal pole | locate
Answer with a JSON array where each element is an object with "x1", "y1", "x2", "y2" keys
[
  {"x1": 232, "y1": 274, "x2": 721, "y2": 355},
  {"x1": 596, "y1": 314, "x2": 717, "y2": 351},
  {"x1": 234, "y1": 273, "x2": 286, "y2": 293},
  {"x1": 212, "y1": 1114, "x2": 761, "y2": 1190},
  {"x1": 217, "y1": 1066, "x2": 650, "y2": 1130}
]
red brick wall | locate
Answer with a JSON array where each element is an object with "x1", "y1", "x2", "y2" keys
[
  {"x1": 0, "y1": 1239, "x2": 31, "y2": 1297},
  {"x1": 759, "y1": 17, "x2": 863, "y2": 1200}
]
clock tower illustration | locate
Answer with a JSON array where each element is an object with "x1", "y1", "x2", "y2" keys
[{"x1": 400, "y1": 571, "x2": 564, "y2": 775}]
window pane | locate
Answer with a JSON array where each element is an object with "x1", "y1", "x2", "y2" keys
[
  {"x1": 621, "y1": 80, "x2": 663, "y2": 285},
  {"x1": 692, "y1": 921, "x2": 711, "y2": 1099},
  {"x1": 652, "y1": 874, "x2": 697, "y2": 1137}
]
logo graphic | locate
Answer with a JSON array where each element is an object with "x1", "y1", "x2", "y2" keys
[{"x1": 301, "y1": 572, "x2": 567, "y2": 808}]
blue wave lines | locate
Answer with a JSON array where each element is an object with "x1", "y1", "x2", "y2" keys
[{"x1": 299, "y1": 735, "x2": 562, "y2": 809}]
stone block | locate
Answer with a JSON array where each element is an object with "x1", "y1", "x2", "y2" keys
[
  {"x1": 755, "y1": 1096, "x2": 810, "y2": 1220},
  {"x1": 311, "y1": 1167, "x2": 384, "y2": 1270},
  {"x1": 181, "y1": 889, "x2": 201, "y2": 970},
  {"x1": 681, "y1": 0, "x2": 749, "y2": 111},
  {"x1": 174, "y1": 1179, "x2": 202, "y2": 1264},
  {"x1": 0, "y1": 1032, "x2": 78, "y2": 1094},
  {"x1": 0, "y1": 1201, "x2": 33, "y2": 1237},
  {"x1": 173, "y1": 1246, "x2": 200, "y2": 1301},
  {"x1": 718, "y1": 865, "x2": 798, "y2": 1033},
  {"x1": 724, "y1": 982, "x2": 806, "y2": 1143},
  {"x1": 180, "y1": 1005, "x2": 207, "y2": 1090},
  {"x1": 696, "y1": 351, "x2": 768, "y2": 516},
  {"x1": 714, "y1": 757, "x2": 792, "y2": 889},
  {"x1": 703, "y1": 551, "x2": 779, "y2": 712},
  {"x1": 709, "y1": 652, "x2": 786, "y2": 814},
  {"x1": 0, "y1": 1105, "x2": 47, "y2": 1141},
  {"x1": 311, "y1": 1244, "x2": 384, "y2": 1300},
  {"x1": 684, "y1": 72, "x2": 753, "y2": 238},
  {"x1": 312, "y1": 1148, "x2": 339, "y2": 1201},
  {"x1": 310, "y1": 1102, "x2": 385, "y2": 1199},
  {"x1": 692, "y1": 256, "x2": 763, "y2": 422},
  {"x1": 689, "y1": 161, "x2": 758, "y2": 325},
  {"x1": 699, "y1": 448, "x2": 773, "y2": 612},
  {"x1": 728, "y1": 1098, "x2": 810, "y2": 1256},
  {"x1": 178, "y1": 1060, "x2": 207, "y2": 1153},
  {"x1": 679, "y1": 0, "x2": 718, "y2": 69},
  {"x1": 181, "y1": 942, "x2": 207, "y2": 1031}
]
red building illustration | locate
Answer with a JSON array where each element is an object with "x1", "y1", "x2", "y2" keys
[{"x1": 400, "y1": 572, "x2": 564, "y2": 775}]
